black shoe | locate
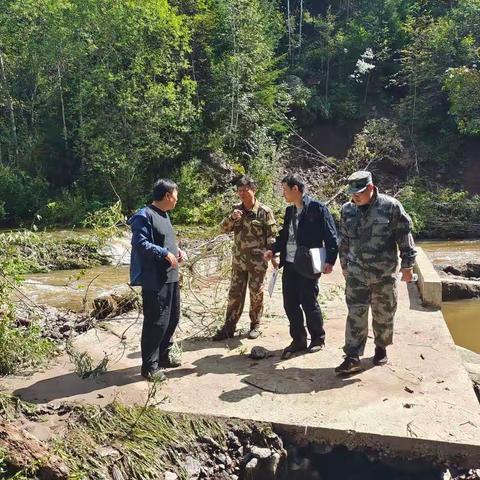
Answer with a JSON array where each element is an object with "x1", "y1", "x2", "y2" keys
[
  {"x1": 373, "y1": 346, "x2": 388, "y2": 366},
  {"x1": 281, "y1": 342, "x2": 307, "y2": 360},
  {"x1": 335, "y1": 356, "x2": 362, "y2": 374},
  {"x1": 141, "y1": 368, "x2": 166, "y2": 382},
  {"x1": 212, "y1": 327, "x2": 234, "y2": 341},
  {"x1": 158, "y1": 357, "x2": 181, "y2": 368},
  {"x1": 307, "y1": 340, "x2": 325, "y2": 353}
]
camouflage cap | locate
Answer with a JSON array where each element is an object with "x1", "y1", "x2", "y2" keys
[{"x1": 346, "y1": 170, "x2": 373, "y2": 194}]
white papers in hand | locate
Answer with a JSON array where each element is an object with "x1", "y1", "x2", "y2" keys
[
  {"x1": 268, "y1": 268, "x2": 279, "y2": 297},
  {"x1": 310, "y1": 247, "x2": 327, "y2": 274}
]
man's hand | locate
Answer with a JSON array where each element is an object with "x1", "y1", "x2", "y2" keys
[
  {"x1": 401, "y1": 267, "x2": 413, "y2": 282},
  {"x1": 264, "y1": 250, "x2": 274, "y2": 261},
  {"x1": 271, "y1": 256, "x2": 279, "y2": 269},
  {"x1": 231, "y1": 209, "x2": 243, "y2": 221},
  {"x1": 165, "y1": 251, "x2": 178, "y2": 268},
  {"x1": 323, "y1": 263, "x2": 334, "y2": 274},
  {"x1": 177, "y1": 249, "x2": 188, "y2": 264}
]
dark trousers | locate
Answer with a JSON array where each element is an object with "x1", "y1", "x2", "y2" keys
[
  {"x1": 282, "y1": 262, "x2": 325, "y2": 346},
  {"x1": 141, "y1": 282, "x2": 180, "y2": 372}
]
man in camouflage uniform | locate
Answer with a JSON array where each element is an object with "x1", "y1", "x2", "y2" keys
[
  {"x1": 335, "y1": 171, "x2": 417, "y2": 374},
  {"x1": 213, "y1": 177, "x2": 277, "y2": 340}
]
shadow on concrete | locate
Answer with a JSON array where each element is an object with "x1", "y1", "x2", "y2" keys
[
  {"x1": 12, "y1": 366, "x2": 144, "y2": 404},
  {"x1": 168, "y1": 351, "x2": 374, "y2": 403},
  {"x1": 182, "y1": 336, "x2": 246, "y2": 353},
  {"x1": 126, "y1": 336, "x2": 245, "y2": 360},
  {"x1": 407, "y1": 283, "x2": 440, "y2": 312}
]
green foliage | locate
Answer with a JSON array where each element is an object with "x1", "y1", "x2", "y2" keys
[
  {"x1": 444, "y1": 67, "x2": 480, "y2": 136},
  {"x1": 0, "y1": 315, "x2": 54, "y2": 376},
  {"x1": 0, "y1": 165, "x2": 49, "y2": 224},
  {"x1": 398, "y1": 184, "x2": 480, "y2": 236},
  {"x1": 172, "y1": 159, "x2": 221, "y2": 225},
  {"x1": 0, "y1": 230, "x2": 108, "y2": 274},
  {"x1": 0, "y1": 0, "x2": 479, "y2": 229},
  {"x1": 352, "y1": 118, "x2": 407, "y2": 166},
  {"x1": 37, "y1": 188, "x2": 105, "y2": 227},
  {"x1": 82, "y1": 200, "x2": 126, "y2": 244},
  {"x1": 200, "y1": 0, "x2": 288, "y2": 163},
  {"x1": 66, "y1": 343, "x2": 109, "y2": 379},
  {"x1": 0, "y1": 243, "x2": 54, "y2": 376}
]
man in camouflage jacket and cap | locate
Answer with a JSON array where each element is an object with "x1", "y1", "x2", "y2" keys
[
  {"x1": 335, "y1": 171, "x2": 417, "y2": 374},
  {"x1": 213, "y1": 176, "x2": 277, "y2": 340}
]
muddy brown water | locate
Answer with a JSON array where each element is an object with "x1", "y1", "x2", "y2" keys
[
  {"x1": 420, "y1": 240, "x2": 480, "y2": 354},
  {"x1": 18, "y1": 265, "x2": 130, "y2": 312}
]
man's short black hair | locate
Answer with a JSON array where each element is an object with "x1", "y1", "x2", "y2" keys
[
  {"x1": 236, "y1": 176, "x2": 257, "y2": 190},
  {"x1": 282, "y1": 174, "x2": 305, "y2": 193},
  {"x1": 153, "y1": 178, "x2": 178, "y2": 201}
]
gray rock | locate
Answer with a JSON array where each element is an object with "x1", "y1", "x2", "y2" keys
[
  {"x1": 264, "y1": 452, "x2": 282, "y2": 478},
  {"x1": 216, "y1": 453, "x2": 227, "y2": 464},
  {"x1": 199, "y1": 435, "x2": 221, "y2": 450},
  {"x1": 184, "y1": 456, "x2": 201, "y2": 478},
  {"x1": 250, "y1": 346, "x2": 268, "y2": 360},
  {"x1": 244, "y1": 458, "x2": 258, "y2": 480},
  {"x1": 228, "y1": 431, "x2": 241, "y2": 448},
  {"x1": 97, "y1": 446, "x2": 121, "y2": 461},
  {"x1": 442, "y1": 278, "x2": 480, "y2": 300},
  {"x1": 250, "y1": 446, "x2": 272, "y2": 460},
  {"x1": 164, "y1": 472, "x2": 178, "y2": 480}
]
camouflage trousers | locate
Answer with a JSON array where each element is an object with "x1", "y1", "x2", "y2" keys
[
  {"x1": 223, "y1": 267, "x2": 267, "y2": 333},
  {"x1": 343, "y1": 274, "x2": 398, "y2": 357}
]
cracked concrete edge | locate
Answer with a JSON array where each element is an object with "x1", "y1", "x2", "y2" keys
[
  {"x1": 152, "y1": 409, "x2": 480, "y2": 468},
  {"x1": 271, "y1": 422, "x2": 480, "y2": 468}
]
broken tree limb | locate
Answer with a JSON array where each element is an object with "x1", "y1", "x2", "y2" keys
[
  {"x1": 0, "y1": 420, "x2": 69, "y2": 479},
  {"x1": 91, "y1": 285, "x2": 139, "y2": 320}
]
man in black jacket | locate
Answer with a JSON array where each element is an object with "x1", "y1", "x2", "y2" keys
[{"x1": 264, "y1": 175, "x2": 338, "y2": 359}]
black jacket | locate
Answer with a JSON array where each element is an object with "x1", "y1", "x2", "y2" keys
[{"x1": 272, "y1": 195, "x2": 338, "y2": 268}]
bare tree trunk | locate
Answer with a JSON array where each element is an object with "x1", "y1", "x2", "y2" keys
[
  {"x1": 229, "y1": 1, "x2": 239, "y2": 148},
  {"x1": 410, "y1": 56, "x2": 419, "y2": 174},
  {"x1": 0, "y1": 51, "x2": 19, "y2": 163},
  {"x1": 364, "y1": 71, "x2": 370, "y2": 103},
  {"x1": 57, "y1": 62, "x2": 68, "y2": 152},
  {"x1": 325, "y1": 57, "x2": 330, "y2": 101},
  {"x1": 287, "y1": 0, "x2": 292, "y2": 63},
  {"x1": 298, "y1": 0, "x2": 303, "y2": 52}
]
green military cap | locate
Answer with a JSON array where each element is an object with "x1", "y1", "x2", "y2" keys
[{"x1": 346, "y1": 170, "x2": 373, "y2": 195}]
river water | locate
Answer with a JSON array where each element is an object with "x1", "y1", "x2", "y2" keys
[{"x1": 420, "y1": 240, "x2": 480, "y2": 353}]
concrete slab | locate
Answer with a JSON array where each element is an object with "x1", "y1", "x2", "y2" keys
[
  {"x1": 4, "y1": 268, "x2": 480, "y2": 466},
  {"x1": 415, "y1": 247, "x2": 443, "y2": 308}
]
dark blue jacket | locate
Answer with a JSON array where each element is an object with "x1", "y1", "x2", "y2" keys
[
  {"x1": 272, "y1": 195, "x2": 338, "y2": 268},
  {"x1": 128, "y1": 206, "x2": 172, "y2": 290}
]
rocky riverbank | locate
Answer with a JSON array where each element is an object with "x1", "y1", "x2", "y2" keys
[
  {"x1": 1, "y1": 395, "x2": 479, "y2": 480},
  {"x1": 435, "y1": 262, "x2": 480, "y2": 301}
]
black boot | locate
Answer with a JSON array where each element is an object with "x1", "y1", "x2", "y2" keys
[
  {"x1": 373, "y1": 346, "x2": 388, "y2": 366},
  {"x1": 335, "y1": 356, "x2": 362, "y2": 374}
]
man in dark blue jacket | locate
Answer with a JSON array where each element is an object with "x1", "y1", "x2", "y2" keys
[
  {"x1": 128, "y1": 178, "x2": 185, "y2": 381},
  {"x1": 264, "y1": 175, "x2": 338, "y2": 359}
]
